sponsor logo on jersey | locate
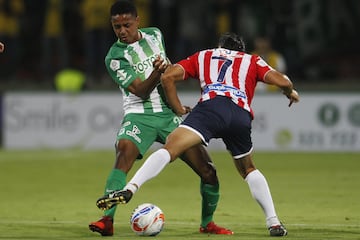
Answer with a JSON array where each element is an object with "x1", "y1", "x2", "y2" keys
[
  {"x1": 132, "y1": 53, "x2": 167, "y2": 74},
  {"x1": 204, "y1": 83, "x2": 247, "y2": 99},
  {"x1": 117, "y1": 69, "x2": 131, "y2": 83},
  {"x1": 126, "y1": 125, "x2": 141, "y2": 143}
]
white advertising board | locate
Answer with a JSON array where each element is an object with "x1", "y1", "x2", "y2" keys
[
  {"x1": 251, "y1": 93, "x2": 360, "y2": 151},
  {"x1": 3, "y1": 93, "x2": 124, "y2": 149},
  {"x1": 3, "y1": 92, "x2": 360, "y2": 151}
]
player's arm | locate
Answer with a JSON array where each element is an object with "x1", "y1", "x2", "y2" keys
[
  {"x1": 161, "y1": 64, "x2": 190, "y2": 116},
  {"x1": 127, "y1": 56, "x2": 168, "y2": 99},
  {"x1": 264, "y1": 70, "x2": 300, "y2": 107}
]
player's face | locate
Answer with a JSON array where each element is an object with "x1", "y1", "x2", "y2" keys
[{"x1": 111, "y1": 13, "x2": 140, "y2": 44}]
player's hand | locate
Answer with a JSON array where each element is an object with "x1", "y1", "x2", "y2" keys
[
  {"x1": 183, "y1": 105, "x2": 192, "y2": 114},
  {"x1": 285, "y1": 89, "x2": 299, "y2": 107},
  {"x1": 176, "y1": 105, "x2": 192, "y2": 116},
  {"x1": 153, "y1": 55, "x2": 169, "y2": 74}
]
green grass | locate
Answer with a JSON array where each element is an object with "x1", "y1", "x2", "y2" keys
[{"x1": 0, "y1": 150, "x2": 359, "y2": 239}]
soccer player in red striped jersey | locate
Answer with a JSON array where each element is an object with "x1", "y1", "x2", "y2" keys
[{"x1": 102, "y1": 32, "x2": 299, "y2": 236}]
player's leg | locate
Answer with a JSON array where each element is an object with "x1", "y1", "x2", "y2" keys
[
  {"x1": 90, "y1": 114, "x2": 157, "y2": 236},
  {"x1": 103, "y1": 139, "x2": 140, "y2": 211},
  {"x1": 127, "y1": 126, "x2": 202, "y2": 191},
  {"x1": 180, "y1": 145, "x2": 233, "y2": 235},
  {"x1": 97, "y1": 126, "x2": 202, "y2": 210},
  {"x1": 233, "y1": 154, "x2": 287, "y2": 236},
  {"x1": 89, "y1": 139, "x2": 139, "y2": 236},
  {"x1": 171, "y1": 99, "x2": 233, "y2": 234},
  {"x1": 107, "y1": 111, "x2": 205, "y2": 200},
  {"x1": 225, "y1": 102, "x2": 287, "y2": 236},
  {"x1": 95, "y1": 113, "x2": 177, "y2": 209}
]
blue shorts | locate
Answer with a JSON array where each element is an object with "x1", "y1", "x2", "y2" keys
[{"x1": 181, "y1": 96, "x2": 253, "y2": 158}]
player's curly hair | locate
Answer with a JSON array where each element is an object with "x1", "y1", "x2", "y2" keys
[
  {"x1": 218, "y1": 32, "x2": 246, "y2": 52},
  {"x1": 111, "y1": 0, "x2": 137, "y2": 17}
]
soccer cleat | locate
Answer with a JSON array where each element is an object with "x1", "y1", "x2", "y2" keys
[
  {"x1": 89, "y1": 216, "x2": 114, "y2": 236},
  {"x1": 199, "y1": 221, "x2": 234, "y2": 235},
  {"x1": 96, "y1": 189, "x2": 133, "y2": 210},
  {"x1": 269, "y1": 222, "x2": 288, "y2": 236}
]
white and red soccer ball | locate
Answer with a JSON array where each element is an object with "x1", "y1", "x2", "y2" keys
[{"x1": 130, "y1": 203, "x2": 165, "y2": 236}]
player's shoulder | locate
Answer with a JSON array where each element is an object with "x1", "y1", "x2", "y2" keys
[
  {"x1": 250, "y1": 52, "x2": 260, "y2": 58},
  {"x1": 192, "y1": 48, "x2": 220, "y2": 58},
  {"x1": 140, "y1": 27, "x2": 163, "y2": 36},
  {"x1": 250, "y1": 53, "x2": 267, "y2": 63},
  {"x1": 106, "y1": 41, "x2": 126, "y2": 59},
  {"x1": 140, "y1": 27, "x2": 161, "y2": 33}
]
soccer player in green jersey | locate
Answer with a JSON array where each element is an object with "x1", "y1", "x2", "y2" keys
[{"x1": 89, "y1": 0, "x2": 232, "y2": 236}]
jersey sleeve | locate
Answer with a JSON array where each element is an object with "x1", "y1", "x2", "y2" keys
[
  {"x1": 177, "y1": 52, "x2": 200, "y2": 79},
  {"x1": 254, "y1": 55, "x2": 273, "y2": 82},
  {"x1": 105, "y1": 56, "x2": 137, "y2": 89}
]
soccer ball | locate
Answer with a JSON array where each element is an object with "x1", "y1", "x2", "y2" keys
[{"x1": 130, "y1": 203, "x2": 165, "y2": 236}]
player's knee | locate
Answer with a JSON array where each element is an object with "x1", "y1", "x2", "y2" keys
[
  {"x1": 243, "y1": 167, "x2": 256, "y2": 179},
  {"x1": 234, "y1": 155, "x2": 256, "y2": 179},
  {"x1": 165, "y1": 147, "x2": 181, "y2": 162}
]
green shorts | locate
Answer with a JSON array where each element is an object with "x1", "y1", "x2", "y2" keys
[{"x1": 116, "y1": 112, "x2": 183, "y2": 159}]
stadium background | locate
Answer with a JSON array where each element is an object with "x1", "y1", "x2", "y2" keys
[{"x1": 0, "y1": 0, "x2": 359, "y2": 149}]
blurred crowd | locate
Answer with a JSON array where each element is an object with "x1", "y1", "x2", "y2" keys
[{"x1": 0, "y1": 0, "x2": 359, "y2": 91}]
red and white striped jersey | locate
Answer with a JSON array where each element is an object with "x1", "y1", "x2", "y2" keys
[{"x1": 177, "y1": 47, "x2": 273, "y2": 118}]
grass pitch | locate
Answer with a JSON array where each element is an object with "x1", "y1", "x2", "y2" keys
[{"x1": 0, "y1": 150, "x2": 359, "y2": 239}]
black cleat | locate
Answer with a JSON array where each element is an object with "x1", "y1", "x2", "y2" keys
[
  {"x1": 269, "y1": 222, "x2": 288, "y2": 237},
  {"x1": 96, "y1": 189, "x2": 133, "y2": 210}
]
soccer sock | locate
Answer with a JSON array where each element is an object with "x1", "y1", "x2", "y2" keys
[
  {"x1": 245, "y1": 169, "x2": 280, "y2": 227},
  {"x1": 126, "y1": 148, "x2": 171, "y2": 193},
  {"x1": 104, "y1": 169, "x2": 127, "y2": 218},
  {"x1": 200, "y1": 181, "x2": 219, "y2": 227}
]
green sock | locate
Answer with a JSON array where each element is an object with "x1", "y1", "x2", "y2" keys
[
  {"x1": 103, "y1": 169, "x2": 127, "y2": 218},
  {"x1": 200, "y1": 181, "x2": 220, "y2": 227}
]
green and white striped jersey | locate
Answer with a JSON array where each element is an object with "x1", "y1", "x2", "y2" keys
[{"x1": 105, "y1": 27, "x2": 172, "y2": 115}]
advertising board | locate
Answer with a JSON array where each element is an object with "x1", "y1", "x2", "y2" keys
[{"x1": 3, "y1": 92, "x2": 359, "y2": 151}]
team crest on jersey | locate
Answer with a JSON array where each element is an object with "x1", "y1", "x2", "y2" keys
[{"x1": 110, "y1": 59, "x2": 120, "y2": 71}]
